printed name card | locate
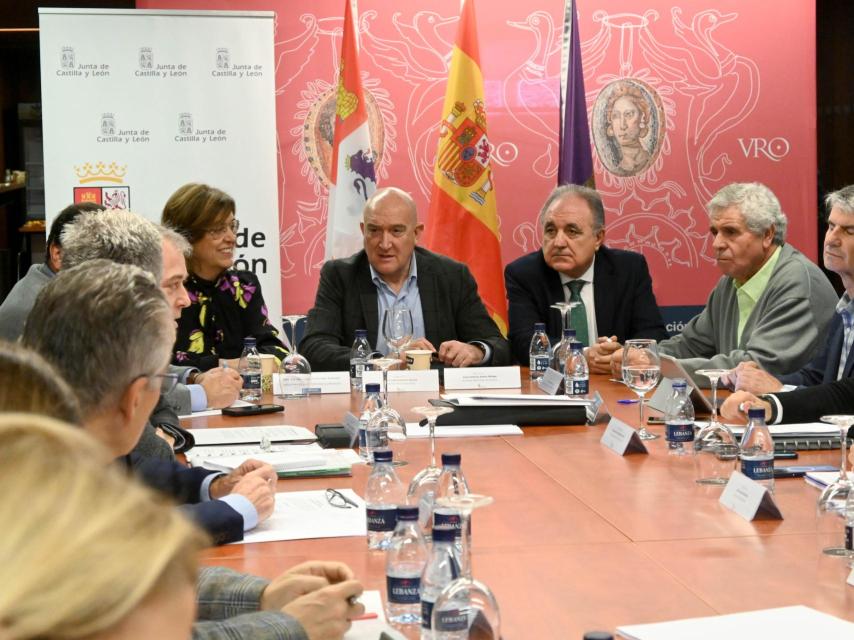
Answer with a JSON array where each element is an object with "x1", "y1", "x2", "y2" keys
[
  {"x1": 272, "y1": 372, "x2": 350, "y2": 395},
  {"x1": 586, "y1": 390, "x2": 610, "y2": 425},
  {"x1": 536, "y1": 368, "x2": 564, "y2": 395},
  {"x1": 362, "y1": 369, "x2": 440, "y2": 393},
  {"x1": 600, "y1": 417, "x2": 648, "y2": 455},
  {"x1": 848, "y1": 568, "x2": 854, "y2": 588},
  {"x1": 443, "y1": 366, "x2": 521, "y2": 390},
  {"x1": 719, "y1": 471, "x2": 783, "y2": 521}
]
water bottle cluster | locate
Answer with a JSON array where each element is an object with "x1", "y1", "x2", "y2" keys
[
  {"x1": 528, "y1": 323, "x2": 588, "y2": 396},
  {"x1": 365, "y1": 449, "x2": 471, "y2": 636}
]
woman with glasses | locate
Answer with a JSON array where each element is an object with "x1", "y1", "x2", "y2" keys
[{"x1": 162, "y1": 183, "x2": 287, "y2": 371}]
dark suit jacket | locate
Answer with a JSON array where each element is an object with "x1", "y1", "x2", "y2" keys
[
  {"x1": 128, "y1": 455, "x2": 244, "y2": 545},
  {"x1": 504, "y1": 246, "x2": 668, "y2": 363},
  {"x1": 301, "y1": 247, "x2": 511, "y2": 371},
  {"x1": 775, "y1": 376, "x2": 854, "y2": 425},
  {"x1": 779, "y1": 312, "x2": 854, "y2": 386}
]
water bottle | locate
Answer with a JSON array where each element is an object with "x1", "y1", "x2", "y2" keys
[
  {"x1": 350, "y1": 329, "x2": 371, "y2": 390},
  {"x1": 552, "y1": 328, "x2": 576, "y2": 374},
  {"x1": 366, "y1": 449, "x2": 404, "y2": 550},
  {"x1": 359, "y1": 383, "x2": 383, "y2": 460},
  {"x1": 386, "y1": 505, "x2": 428, "y2": 626},
  {"x1": 664, "y1": 378, "x2": 695, "y2": 455},
  {"x1": 434, "y1": 453, "x2": 470, "y2": 555},
  {"x1": 529, "y1": 322, "x2": 551, "y2": 380},
  {"x1": 365, "y1": 409, "x2": 391, "y2": 461},
  {"x1": 237, "y1": 337, "x2": 262, "y2": 402},
  {"x1": 739, "y1": 407, "x2": 775, "y2": 492},
  {"x1": 420, "y1": 526, "x2": 462, "y2": 640},
  {"x1": 845, "y1": 489, "x2": 854, "y2": 559},
  {"x1": 564, "y1": 341, "x2": 589, "y2": 396}
]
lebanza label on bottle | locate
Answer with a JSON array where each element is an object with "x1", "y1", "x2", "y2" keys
[
  {"x1": 435, "y1": 608, "x2": 469, "y2": 632},
  {"x1": 241, "y1": 373, "x2": 261, "y2": 388},
  {"x1": 366, "y1": 507, "x2": 397, "y2": 532},
  {"x1": 434, "y1": 510, "x2": 462, "y2": 535},
  {"x1": 666, "y1": 422, "x2": 695, "y2": 443},
  {"x1": 387, "y1": 576, "x2": 421, "y2": 604},
  {"x1": 719, "y1": 470, "x2": 783, "y2": 521},
  {"x1": 741, "y1": 457, "x2": 774, "y2": 481}
]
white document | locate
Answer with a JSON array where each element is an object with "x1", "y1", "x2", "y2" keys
[
  {"x1": 187, "y1": 425, "x2": 316, "y2": 446},
  {"x1": 600, "y1": 417, "x2": 648, "y2": 456},
  {"x1": 362, "y1": 369, "x2": 440, "y2": 392},
  {"x1": 178, "y1": 399, "x2": 253, "y2": 419},
  {"x1": 442, "y1": 393, "x2": 591, "y2": 406},
  {"x1": 719, "y1": 470, "x2": 783, "y2": 520},
  {"x1": 442, "y1": 366, "x2": 521, "y2": 390},
  {"x1": 804, "y1": 471, "x2": 840, "y2": 490},
  {"x1": 389, "y1": 423, "x2": 522, "y2": 440},
  {"x1": 188, "y1": 444, "x2": 360, "y2": 474},
  {"x1": 722, "y1": 423, "x2": 838, "y2": 437},
  {"x1": 235, "y1": 489, "x2": 367, "y2": 544},
  {"x1": 617, "y1": 605, "x2": 854, "y2": 639},
  {"x1": 345, "y1": 590, "x2": 406, "y2": 640}
]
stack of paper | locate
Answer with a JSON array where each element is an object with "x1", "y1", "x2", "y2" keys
[
  {"x1": 187, "y1": 443, "x2": 359, "y2": 477},
  {"x1": 187, "y1": 425, "x2": 316, "y2": 446},
  {"x1": 618, "y1": 605, "x2": 854, "y2": 639},
  {"x1": 804, "y1": 470, "x2": 842, "y2": 490},
  {"x1": 727, "y1": 422, "x2": 840, "y2": 439},
  {"x1": 441, "y1": 393, "x2": 592, "y2": 406},
  {"x1": 389, "y1": 423, "x2": 522, "y2": 440}
]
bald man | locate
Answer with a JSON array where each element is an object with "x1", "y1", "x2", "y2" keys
[{"x1": 301, "y1": 187, "x2": 511, "y2": 370}]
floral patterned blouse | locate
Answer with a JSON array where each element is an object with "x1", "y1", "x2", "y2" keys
[{"x1": 173, "y1": 270, "x2": 288, "y2": 371}]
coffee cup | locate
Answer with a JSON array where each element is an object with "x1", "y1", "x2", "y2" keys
[{"x1": 405, "y1": 349, "x2": 432, "y2": 370}]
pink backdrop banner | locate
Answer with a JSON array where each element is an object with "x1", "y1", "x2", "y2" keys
[{"x1": 142, "y1": 0, "x2": 817, "y2": 315}]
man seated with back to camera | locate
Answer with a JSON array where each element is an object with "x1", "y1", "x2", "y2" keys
[{"x1": 301, "y1": 187, "x2": 512, "y2": 370}]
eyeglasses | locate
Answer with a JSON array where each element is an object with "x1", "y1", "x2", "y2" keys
[
  {"x1": 205, "y1": 219, "x2": 240, "y2": 239},
  {"x1": 325, "y1": 488, "x2": 359, "y2": 509}
]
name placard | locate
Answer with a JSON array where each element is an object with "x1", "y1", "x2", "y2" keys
[
  {"x1": 362, "y1": 369, "x2": 440, "y2": 393},
  {"x1": 443, "y1": 366, "x2": 522, "y2": 390},
  {"x1": 342, "y1": 411, "x2": 361, "y2": 446},
  {"x1": 600, "y1": 417, "x2": 648, "y2": 455},
  {"x1": 536, "y1": 368, "x2": 564, "y2": 395},
  {"x1": 273, "y1": 372, "x2": 350, "y2": 395},
  {"x1": 719, "y1": 471, "x2": 783, "y2": 521},
  {"x1": 586, "y1": 390, "x2": 610, "y2": 425},
  {"x1": 848, "y1": 568, "x2": 854, "y2": 587}
]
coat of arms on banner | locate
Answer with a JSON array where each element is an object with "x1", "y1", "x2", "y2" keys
[
  {"x1": 61, "y1": 46, "x2": 75, "y2": 69},
  {"x1": 179, "y1": 112, "x2": 193, "y2": 135},
  {"x1": 139, "y1": 47, "x2": 153, "y2": 70},
  {"x1": 73, "y1": 161, "x2": 130, "y2": 210},
  {"x1": 101, "y1": 113, "x2": 116, "y2": 135},
  {"x1": 436, "y1": 99, "x2": 492, "y2": 195},
  {"x1": 74, "y1": 186, "x2": 130, "y2": 210},
  {"x1": 216, "y1": 48, "x2": 229, "y2": 69}
]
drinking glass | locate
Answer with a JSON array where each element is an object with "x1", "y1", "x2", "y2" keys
[
  {"x1": 369, "y1": 356, "x2": 401, "y2": 406},
  {"x1": 551, "y1": 301, "x2": 580, "y2": 332},
  {"x1": 430, "y1": 494, "x2": 500, "y2": 639},
  {"x1": 408, "y1": 405, "x2": 455, "y2": 540},
  {"x1": 815, "y1": 415, "x2": 854, "y2": 556},
  {"x1": 277, "y1": 314, "x2": 312, "y2": 398},
  {"x1": 383, "y1": 306, "x2": 413, "y2": 360},
  {"x1": 622, "y1": 339, "x2": 661, "y2": 440},
  {"x1": 694, "y1": 369, "x2": 730, "y2": 426}
]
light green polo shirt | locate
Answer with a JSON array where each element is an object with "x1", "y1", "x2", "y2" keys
[{"x1": 734, "y1": 246, "x2": 781, "y2": 343}]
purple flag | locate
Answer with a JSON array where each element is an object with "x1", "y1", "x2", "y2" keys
[{"x1": 558, "y1": 0, "x2": 594, "y2": 186}]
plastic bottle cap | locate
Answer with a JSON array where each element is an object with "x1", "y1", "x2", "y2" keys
[
  {"x1": 533, "y1": 322, "x2": 546, "y2": 331},
  {"x1": 373, "y1": 449, "x2": 393, "y2": 462},
  {"x1": 672, "y1": 379, "x2": 687, "y2": 389},
  {"x1": 441, "y1": 452, "x2": 461, "y2": 466},
  {"x1": 365, "y1": 383, "x2": 381, "y2": 393},
  {"x1": 563, "y1": 329, "x2": 576, "y2": 337},
  {"x1": 355, "y1": 329, "x2": 367, "y2": 337},
  {"x1": 431, "y1": 526, "x2": 456, "y2": 542},
  {"x1": 243, "y1": 336, "x2": 257, "y2": 345},
  {"x1": 570, "y1": 342, "x2": 583, "y2": 351},
  {"x1": 397, "y1": 505, "x2": 419, "y2": 520},
  {"x1": 747, "y1": 407, "x2": 765, "y2": 419}
]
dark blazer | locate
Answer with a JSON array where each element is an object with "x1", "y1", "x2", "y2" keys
[
  {"x1": 779, "y1": 312, "x2": 854, "y2": 386},
  {"x1": 775, "y1": 376, "x2": 854, "y2": 425},
  {"x1": 128, "y1": 455, "x2": 244, "y2": 546},
  {"x1": 301, "y1": 247, "x2": 511, "y2": 371},
  {"x1": 504, "y1": 246, "x2": 668, "y2": 363}
]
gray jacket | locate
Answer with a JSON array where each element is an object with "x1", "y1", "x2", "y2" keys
[{"x1": 0, "y1": 263, "x2": 54, "y2": 342}]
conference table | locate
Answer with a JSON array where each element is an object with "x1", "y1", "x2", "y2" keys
[{"x1": 184, "y1": 373, "x2": 854, "y2": 638}]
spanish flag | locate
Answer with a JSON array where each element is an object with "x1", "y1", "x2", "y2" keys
[{"x1": 422, "y1": 0, "x2": 507, "y2": 336}]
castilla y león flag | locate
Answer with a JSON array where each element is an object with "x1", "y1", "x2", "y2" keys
[
  {"x1": 423, "y1": 0, "x2": 507, "y2": 335},
  {"x1": 325, "y1": 0, "x2": 377, "y2": 260}
]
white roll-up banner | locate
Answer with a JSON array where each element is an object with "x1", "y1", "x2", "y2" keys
[{"x1": 38, "y1": 8, "x2": 282, "y2": 323}]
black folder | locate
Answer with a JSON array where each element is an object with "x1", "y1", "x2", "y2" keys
[{"x1": 427, "y1": 398, "x2": 588, "y2": 427}]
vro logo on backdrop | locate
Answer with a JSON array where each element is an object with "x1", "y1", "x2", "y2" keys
[
  {"x1": 61, "y1": 46, "x2": 75, "y2": 69},
  {"x1": 738, "y1": 137, "x2": 791, "y2": 162},
  {"x1": 72, "y1": 161, "x2": 131, "y2": 210},
  {"x1": 139, "y1": 47, "x2": 153, "y2": 70},
  {"x1": 179, "y1": 112, "x2": 193, "y2": 135},
  {"x1": 216, "y1": 48, "x2": 229, "y2": 70}
]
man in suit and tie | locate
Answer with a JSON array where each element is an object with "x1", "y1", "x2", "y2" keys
[
  {"x1": 301, "y1": 186, "x2": 511, "y2": 371},
  {"x1": 504, "y1": 184, "x2": 668, "y2": 370},
  {"x1": 729, "y1": 185, "x2": 854, "y2": 395}
]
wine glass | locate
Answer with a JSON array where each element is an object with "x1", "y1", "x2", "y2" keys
[
  {"x1": 622, "y1": 339, "x2": 661, "y2": 440},
  {"x1": 430, "y1": 494, "x2": 500, "y2": 639},
  {"x1": 278, "y1": 314, "x2": 311, "y2": 398},
  {"x1": 551, "y1": 301, "x2": 580, "y2": 332},
  {"x1": 694, "y1": 369, "x2": 730, "y2": 426},
  {"x1": 383, "y1": 306, "x2": 413, "y2": 360},
  {"x1": 408, "y1": 405, "x2": 455, "y2": 540},
  {"x1": 369, "y1": 355, "x2": 401, "y2": 406},
  {"x1": 815, "y1": 415, "x2": 854, "y2": 556}
]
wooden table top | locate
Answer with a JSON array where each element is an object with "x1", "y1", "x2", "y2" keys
[{"x1": 185, "y1": 373, "x2": 854, "y2": 638}]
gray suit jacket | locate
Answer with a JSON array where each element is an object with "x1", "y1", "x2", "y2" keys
[
  {"x1": 301, "y1": 247, "x2": 511, "y2": 371},
  {"x1": 659, "y1": 244, "x2": 838, "y2": 383},
  {"x1": 193, "y1": 566, "x2": 307, "y2": 640},
  {"x1": 0, "y1": 263, "x2": 54, "y2": 342}
]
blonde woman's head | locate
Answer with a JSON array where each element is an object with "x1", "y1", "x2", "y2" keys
[{"x1": 0, "y1": 414, "x2": 207, "y2": 639}]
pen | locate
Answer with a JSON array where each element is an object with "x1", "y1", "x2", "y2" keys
[{"x1": 617, "y1": 399, "x2": 639, "y2": 404}]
